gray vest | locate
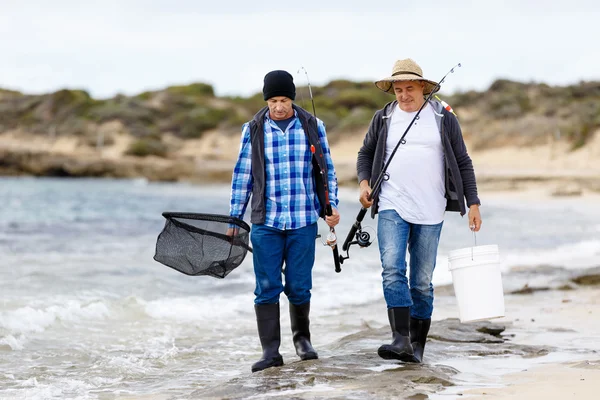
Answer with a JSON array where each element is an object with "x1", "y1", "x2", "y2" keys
[{"x1": 248, "y1": 104, "x2": 329, "y2": 224}]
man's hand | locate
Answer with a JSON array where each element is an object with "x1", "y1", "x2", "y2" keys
[
  {"x1": 468, "y1": 205, "x2": 482, "y2": 232},
  {"x1": 359, "y1": 180, "x2": 373, "y2": 208},
  {"x1": 326, "y1": 207, "x2": 340, "y2": 228}
]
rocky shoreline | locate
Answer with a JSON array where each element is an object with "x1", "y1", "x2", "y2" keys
[
  {"x1": 191, "y1": 266, "x2": 600, "y2": 400},
  {"x1": 194, "y1": 319, "x2": 534, "y2": 400},
  {"x1": 2, "y1": 146, "x2": 600, "y2": 197}
]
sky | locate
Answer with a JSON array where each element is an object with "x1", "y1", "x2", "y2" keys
[{"x1": 1, "y1": 0, "x2": 599, "y2": 99}]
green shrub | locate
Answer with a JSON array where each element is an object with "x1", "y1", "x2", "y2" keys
[
  {"x1": 487, "y1": 90, "x2": 532, "y2": 119},
  {"x1": 221, "y1": 110, "x2": 250, "y2": 128},
  {"x1": 315, "y1": 109, "x2": 342, "y2": 131},
  {"x1": 322, "y1": 79, "x2": 357, "y2": 91},
  {"x1": 446, "y1": 90, "x2": 479, "y2": 108},
  {"x1": 166, "y1": 83, "x2": 215, "y2": 97},
  {"x1": 166, "y1": 107, "x2": 228, "y2": 138},
  {"x1": 0, "y1": 88, "x2": 23, "y2": 98},
  {"x1": 47, "y1": 90, "x2": 96, "y2": 121},
  {"x1": 88, "y1": 98, "x2": 155, "y2": 125},
  {"x1": 126, "y1": 138, "x2": 168, "y2": 157},
  {"x1": 336, "y1": 89, "x2": 381, "y2": 109},
  {"x1": 57, "y1": 117, "x2": 90, "y2": 136},
  {"x1": 135, "y1": 91, "x2": 155, "y2": 101},
  {"x1": 227, "y1": 93, "x2": 266, "y2": 114},
  {"x1": 337, "y1": 107, "x2": 373, "y2": 131},
  {"x1": 566, "y1": 82, "x2": 600, "y2": 99},
  {"x1": 49, "y1": 89, "x2": 91, "y2": 109}
]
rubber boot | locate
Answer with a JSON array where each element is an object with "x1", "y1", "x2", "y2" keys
[
  {"x1": 251, "y1": 303, "x2": 284, "y2": 372},
  {"x1": 377, "y1": 307, "x2": 414, "y2": 361},
  {"x1": 290, "y1": 302, "x2": 318, "y2": 360},
  {"x1": 410, "y1": 317, "x2": 431, "y2": 363}
]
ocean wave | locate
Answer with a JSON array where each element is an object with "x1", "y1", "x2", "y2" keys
[
  {"x1": 498, "y1": 239, "x2": 600, "y2": 269},
  {"x1": 0, "y1": 334, "x2": 27, "y2": 351},
  {"x1": 142, "y1": 293, "x2": 252, "y2": 322},
  {"x1": 0, "y1": 301, "x2": 109, "y2": 335}
]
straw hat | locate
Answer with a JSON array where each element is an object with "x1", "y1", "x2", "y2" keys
[{"x1": 375, "y1": 58, "x2": 439, "y2": 95}]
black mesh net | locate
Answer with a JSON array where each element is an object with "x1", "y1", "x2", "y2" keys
[{"x1": 154, "y1": 212, "x2": 251, "y2": 278}]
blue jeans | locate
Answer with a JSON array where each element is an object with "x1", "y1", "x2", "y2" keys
[
  {"x1": 377, "y1": 210, "x2": 443, "y2": 319},
  {"x1": 251, "y1": 223, "x2": 317, "y2": 305}
]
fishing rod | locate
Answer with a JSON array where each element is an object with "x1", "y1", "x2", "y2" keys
[
  {"x1": 298, "y1": 67, "x2": 342, "y2": 273},
  {"x1": 339, "y1": 63, "x2": 462, "y2": 264}
]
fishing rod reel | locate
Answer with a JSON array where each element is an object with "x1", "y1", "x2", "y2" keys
[
  {"x1": 317, "y1": 228, "x2": 338, "y2": 248},
  {"x1": 338, "y1": 221, "x2": 375, "y2": 264},
  {"x1": 346, "y1": 225, "x2": 374, "y2": 248},
  {"x1": 355, "y1": 228, "x2": 373, "y2": 247}
]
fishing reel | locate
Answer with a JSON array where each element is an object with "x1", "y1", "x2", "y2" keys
[
  {"x1": 355, "y1": 229, "x2": 372, "y2": 248},
  {"x1": 316, "y1": 225, "x2": 342, "y2": 273},
  {"x1": 346, "y1": 226, "x2": 374, "y2": 249},
  {"x1": 339, "y1": 224, "x2": 374, "y2": 264},
  {"x1": 318, "y1": 228, "x2": 338, "y2": 248}
]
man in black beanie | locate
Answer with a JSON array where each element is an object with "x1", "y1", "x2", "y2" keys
[{"x1": 228, "y1": 70, "x2": 341, "y2": 372}]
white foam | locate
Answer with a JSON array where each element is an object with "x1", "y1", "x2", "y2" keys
[
  {"x1": 499, "y1": 239, "x2": 600, "y2": 269},
  {"x1": 0, "y1": 301, "x2": 110, "y2": 335},
  {"x1": 143, "y1": 293, "x2": 252, "y2": 323},
  {"x1": 8, "y1": 376, "x2": 94, "y2": 400},
  {"x1": 0, "y1": 334, "x2": 27, "y2": 351}
]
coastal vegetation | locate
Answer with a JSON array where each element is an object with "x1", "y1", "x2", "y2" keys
[
  {"x1": 0, "y1": 79, "x2": 598, "y2": 183},
  {"x1": 2, "y1": 79, "x2": 599, "y2": 157}
]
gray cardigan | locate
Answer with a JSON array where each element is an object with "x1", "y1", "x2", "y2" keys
[{"x1": 356, "y1": 99, "x2": 480, "y2": 217}]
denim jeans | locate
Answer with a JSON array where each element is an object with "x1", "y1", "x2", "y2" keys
[
  {"x1": 251, "y1": 223, "x2": 317, "y2": 305},
  {"x1": 377, "y1": 210, "x2": 443, "y2": 319}
]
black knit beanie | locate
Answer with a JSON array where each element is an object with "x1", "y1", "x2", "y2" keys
[{"x1": 262, "y1": 70, "x2": 296, "y2": 101}]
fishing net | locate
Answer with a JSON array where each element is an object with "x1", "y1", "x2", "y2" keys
[{"x1": 154, "y1": 212, "x2": 251, "y2": 278}]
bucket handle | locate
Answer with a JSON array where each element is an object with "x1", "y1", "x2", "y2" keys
[{"x1": 470, "y1": 226, "x2": 477, "y2": 261}]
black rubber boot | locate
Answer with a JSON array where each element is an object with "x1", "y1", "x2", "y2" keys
[
  {"x1": 409, "y1": 317, "x2": 431, "y2": 363},
  {"x1": 290, "y1": 302, "x2": 318, "y2": 360},
  {"x1": 377, "y1": 307, "x2": 414, "y2": 361},
  {"x1": 251, "y1": 303, "x2": 284, "y2": 372}
]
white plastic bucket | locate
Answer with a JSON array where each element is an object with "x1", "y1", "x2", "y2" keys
[{"x1": 447, "y1": 244, "x2": 505, "y2": 323}]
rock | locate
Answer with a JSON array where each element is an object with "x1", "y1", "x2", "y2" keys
[
  {"x1": 571, "y1": 267, "x2": 600, "y2": 286},
  {"x1": 189, "y1": 318, "x2": 550, "y2": 400},
  {"x1": 551, "y1": 183, "x2": 583, "y2": 197},
  {"x1": 428, "y1": 319, "x2": 506, "y2": 344},
  {"x1": 510, "y1": 284, "x2": 551, "y2": 295}
]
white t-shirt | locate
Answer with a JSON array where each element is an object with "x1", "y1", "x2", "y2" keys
[{"x1": 378, "y1": 104, "x2": 446, "y2": 224}]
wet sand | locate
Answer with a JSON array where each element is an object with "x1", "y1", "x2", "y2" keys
[
  {"x1": 462, "y1": 360, "x2": 600, "y2": 399},
  {"x1": 431, "y1": 267, "x2": 600, "y2": 399}
]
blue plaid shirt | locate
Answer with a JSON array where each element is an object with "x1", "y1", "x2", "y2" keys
[{"x1": 229, "y1": 110, "x2": 338, "y2": 230}]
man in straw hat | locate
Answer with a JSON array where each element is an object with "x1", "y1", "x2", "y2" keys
[
  {"x1": 356, "y1": 58, "x2": 482, "y2": 363},
  {"x1": 228, "y1": 70, "x2": 340, "y2": 372}
]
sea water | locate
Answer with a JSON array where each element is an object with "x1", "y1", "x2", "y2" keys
[{"x1": 1, "y1": 177, "x2": 599, "y2": 399}]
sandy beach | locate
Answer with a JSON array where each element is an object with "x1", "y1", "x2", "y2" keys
[
  {"x1": 431, "y1": 191, "x2": 600, "y2": 399},
  {"x1": 464, "y1": 361, "x2": 600, "y2": 399},
  {"x1": 430, "y1": 280, "x2": 600, "y2": 399}
]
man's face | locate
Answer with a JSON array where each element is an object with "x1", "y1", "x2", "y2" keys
[
  {"x1": 267, "y1": 96, "x2": 294, "y2": 120},
  {"x1": 393, "y1": 80, "x2": 425, "y2": 112}
]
